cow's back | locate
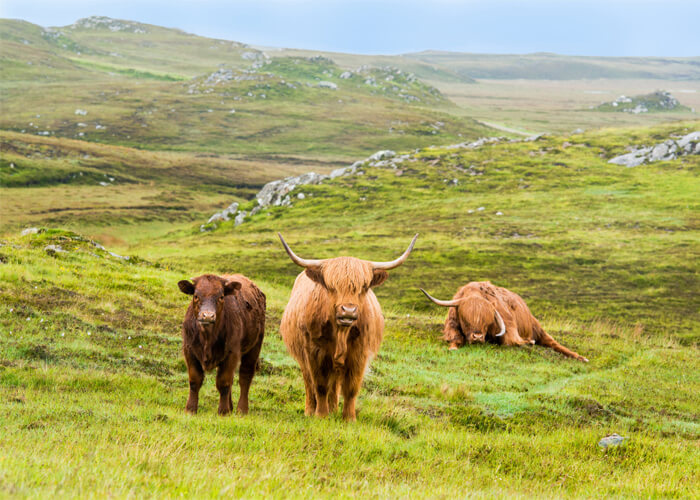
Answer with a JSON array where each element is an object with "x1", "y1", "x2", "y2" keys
[{"x1": 487, "y1": 283, "x2": 542, "y2": 340}]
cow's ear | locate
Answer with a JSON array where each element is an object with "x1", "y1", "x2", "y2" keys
[
  {"x1": 370, "y1": 270, "x2": 388, "y2": 288},
  {"x1": 178, "y1": 280, "x2": 195, "y2": 295},
  {"x1": 305, "y1": 265, "x2": 325, "y2": 287},
  {"x1": 223, "y1": 280, "x2": 242, "y2": 296}
]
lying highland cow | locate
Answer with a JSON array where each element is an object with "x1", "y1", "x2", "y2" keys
[
  {"x1": 420, "y1": 281, "x2": 588, "y2": 362},
  {"x1": 279, "y1": 233, "x2": 418, "y2": 421},
  {"x1": 178, "y1": 274, "x2": 266, "y2": 415}
]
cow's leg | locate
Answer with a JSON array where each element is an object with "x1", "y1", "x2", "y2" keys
[
  {"x1": 327, "y1": 374, "x2": 341, "y2": 414},
  {"x1": 237, "y1": 332, "x2": 264, "y2": 415},
  {"x1": 312, "y1": 355, "x2": 333, "y2": 418},
  {"x1": 184, "y1": 349, "x2": 204, "y2": 414},
  {"x1": 301, "y1": 367, "x2": 317, "y2": 416},
  {"x1": 443, "y1": 308, "x2": 465, "y2": 350},
  {"x1": 537, "y1": 330, "x2": 588, "y2": 362},
  {"x1": 216, "y1": 352, "x2": 239, "y2": 415},
  {"x1": 341, "y1": 358, "x2": 365, "y2": 422},
  {"x1": 500, "y1": 317, "x2": 531, "y2": 346}
]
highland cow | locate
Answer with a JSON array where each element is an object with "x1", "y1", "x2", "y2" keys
[
  {"x1": 279, "y1": 233, "x2": 418, "y2": 420},
  {"x1": 178, "y1": 273, "x2": 266, "y2": 415},
  {"x1": 420, "y1": 281, "x2": 588, "y2": 362}
]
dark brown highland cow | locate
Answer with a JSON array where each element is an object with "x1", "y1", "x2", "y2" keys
[
  {"x1": 421, "y1": 281, "x2": 588, "y2": 362},
  {"x1": 279, "y1": 233, "x2": 418, "y2": 421},
  {"x1": 178, "y1": 274, "x2": 266, "y2": 415}
]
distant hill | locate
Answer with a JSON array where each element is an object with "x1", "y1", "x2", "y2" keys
[
  {"x1": 403, "y1": 51, "x2": 700, "y2": 80},
  {"x1": 0, "y1": 17, "x2": 491, "y2": 159}
]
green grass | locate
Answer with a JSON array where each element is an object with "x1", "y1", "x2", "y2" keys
[{"x1": 1, "y1": 122, "x2": 698, "y2": 497}]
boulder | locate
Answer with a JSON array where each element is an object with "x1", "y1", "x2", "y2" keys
[
  {"x1": 608, "y1": 147, "x2": 652, "y2": 167},
  {"x1": 317, "y1": 81, "x2": 338, "y2": 90}
]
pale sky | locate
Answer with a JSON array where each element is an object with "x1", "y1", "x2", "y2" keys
[{"x1": 2, "y1": 0, "x2": 698, "y2": 57}]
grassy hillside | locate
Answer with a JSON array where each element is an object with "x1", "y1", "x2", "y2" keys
[
  {"x1": 0, "y1": 18, "x2": 491, "y2": 159},
  {"x1": 1, "y1": 122, "x2": 698, "y2": 497}
]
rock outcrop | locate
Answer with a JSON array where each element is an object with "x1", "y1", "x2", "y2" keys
[
  {"x1": 597, "y1": 91, "x2": 684, "y2": 114},
  {"x1": 201, "y1": 149, "x2": 409, "y2": 231},
  {"x1": 608, "y1": 131, "x2": 700, "y2": 167}
]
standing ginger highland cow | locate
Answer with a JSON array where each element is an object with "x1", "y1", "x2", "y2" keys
[{"x1": 279, "y1": 233, "x2": 418, "y2": 420}]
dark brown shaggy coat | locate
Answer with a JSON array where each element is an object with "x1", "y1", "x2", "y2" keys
[{"x1": 179, "y1": 273, "x2": 266, "y2": 415}]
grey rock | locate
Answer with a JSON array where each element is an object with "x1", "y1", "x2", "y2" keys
[
  {"x1": 677, "y1": 131, "x2": 700, "y2": 149},
  {"x1": 339, "y1": 71, "x2": 353, "y2": 79},
  {"x1": 44, "y1": 244, "x2": 67, "y2": 255},
  {"x1": 368, "y1": 150, "x2": 395, "y2": 162},
  {"x1": 207, "y1": 202, "x2": 239, "y2": 223},
  {"x1": 650, "y1": 143, "x2": 671, "y2": 162},
  {"x1": 21, "y1": 227, "x2": 41, "y2": 236},
  {"x1": 257, "y1": 172, "x2": 328, "y2": 207},
  {"x1": 297, "y1": 193, "x2": 305, "y2": 199},
  {"x1": 609, "y1": 131, "x2": 699, "y2": 166},
  {"x1": 317, "y1": 81, "x2": 338, "y2": 90},
  {"x1": 108, "y1": 251, "x2": 129, "y2": 260},
  {"x1": 598, "y1": 433, "x2": 628, "y2": 449},
  {"x1": 608, "y1": 148, "x2": 652, "y2": 167},
  {"x1": 234, "y1": 211, "x2": 247, "y2": 226}
]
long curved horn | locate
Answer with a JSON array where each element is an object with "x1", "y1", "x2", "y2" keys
[
  {"x1": 370, "y1": 234, "x2": 419, "y2": 270},
  {"x1": 278, "y1": 233, "x2": 322, "y2": 268},
  {"x1": 494, "y1": 310, "x2": 506, "y2": 337},
  {"x1": 419, "y1": 288, "x2": 463, "y2": 307}
]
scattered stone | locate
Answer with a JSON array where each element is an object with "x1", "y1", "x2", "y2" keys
[
  {"x1": 207, "y1": 202, "x2": 239, "y2": 224},
  {"x1": 21, "y1": 227, "x2": 41, "y2": 236},
  {"x1": 317, "y1": 81, "x2": 338, "y2": 90},
  {"x1": 297, "y1": 193, "x2": 305, "y2": 199},
  {"x1": 234, "y1": 211, "x2": 247, "y2": 226},
  {"x1": 368, "y1": 150, "x2": 395, "y2": 162},
  {"x1": 75, "y1": 109, "x2": 88, "y2": 116},
  {"x1": 445, "y1": 136, "x2": 506, "y2": 150},
  {"x1": 339, "y1": 71, "x2": 353, "y2": 79},
  {"x1": 44, "y1": 244, "x2": 67, "y2": 255},
  {"x1": 598, "y1": 433, "x2": 628, "y2": 449}
]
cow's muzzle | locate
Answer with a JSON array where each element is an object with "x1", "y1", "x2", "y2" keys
[
  {"x1": 335, "y1": 304, "x2": 358, "y2": 327},
  {"x1": 468, "y1": 333, "x2": 485, "y2": 344},
  {"x1": 197, "y1": 310, "x2": 216, "y2": 325}
]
